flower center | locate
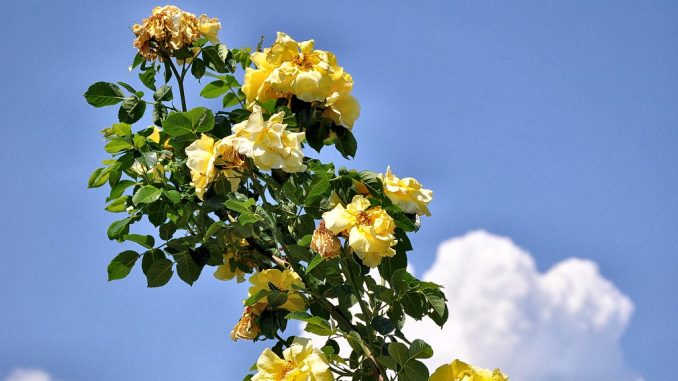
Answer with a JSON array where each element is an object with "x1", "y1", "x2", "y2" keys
[
  {"x1": 278, "y1": 360, "x2": 295, "y2": 379},
  {"x1": 292, "y1": 54, "x2": 314, "y2": 70},
  {"x1": 356, "y1": 211, "x2": 373, "y2": 226}
]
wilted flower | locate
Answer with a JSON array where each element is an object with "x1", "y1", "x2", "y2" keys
[
  {"x1": 252, "y1": 337, "x2": 334, "y2": 381},
  {"x1": 380, "y1": 166, "x2": 433, "y2": 216},
  {"x1": 224, "y1": 105, "x2": 306, "y2": 173},
  {"x1": 322, "y1": 195, "x2": 397, "y2": 268},
  {"x1": 132, "y1": 5, "x2": 220, "y2": 61},
  {"x1": 310, "y1": 221, "x2": 341, "y2": 259},
  {"x1": 429, "y1": 359, "x2": 508, "y2": 381},
  {"x1": 230, "y1": 306, "x2": 260, "y2": 341},
  {"x1": 247, "y1": 269, "x2": 306, "y2": 313}
]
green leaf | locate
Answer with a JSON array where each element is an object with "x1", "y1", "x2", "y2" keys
[
  {"x1": 88, "y1": 167, "x2": 110, "y2": 188},
  {"x1": 107, "y1": 217, "x2": 131, "y2": 239},
  {"x1": 222, "y1": 92, "x2": 239, "y2": 108},
  {"x1": 202, "y1": 45, "x2": 227, "y2": 73},
  {"x1": 297, "y1": 235, "x2": 312, "y2": 247},
  {"x1": 306, "y1": 122, "x2": 331, "y2": 152},
  {"x1": 123, "y1": 234, "x2": 155, "y2": 249},
  {"x1": 244, "y1": 289, "x2": 269, "y2": 306},
  {"x1": 305, "y1": 254, "x2": 324, "y2": 274},
  {"x1": 224, "y1": 198, "x2": 261, "y2": 225},
  {"x1": 145, "y1": 255, "x2": 173, "y2": 287},
  {"x1": 408, "y1": 339, "x2": 433, "y2": 359},
  {"x1": 400, "y1": 359, "x2": 429, "y2": 381},
  {"x1": 391, "y1": 269, "x2": 416, "y2": 295},
  {"x1": 117, "y1": 81, "x2": 137, "y2": 94},
  {"x1": 153, "y1": 85, "x2": 173, "y2": 102},
  {"x1": 163, "y1": 107, "x2": 215, "y2": 136},
  {"x1": 109, "y1": 180, "x2": 136, "y2": 199},
  {"x1": 191, "y1": 58, "x2": 206, "y2": 79},
  {"x1": 305, "y1": 175, "x2": 330, "y2": 206},
  {"x1": 118, "y1": 97, "x2": 146, "y2": 124},
  {"x1": 105, "y1": 195, "x2": 129, "y2": 212},
  {"x1": 203, "y1": 221, "x2": 225, "y2": 241},
  {"x1": 200, "y1": 80, "x2": 230, "y2": 98},
  {"x1": 139, "y1": 66, "x2": 157, "y2": 90},
  {"x1": 371, "y1": 316, "x2": 395, "y2": 335},
  {"x1": 334, "y1": 127, "x2": 358, "y2": 159},
  {"x1": 111, "y1": 123, "x2": 132, "y2": 137},
  {"x1": 267, "y1": 291, "x2": 288, "y2": 308},
  {"x1": 107, "y1": 250, "x2": 140, "y2": 281},
  {"x1": 131, "y1": 53, "x2": 144, "y2": 70},
  {"x1": 84, "y1": 82, "x2": 124, "y2": 107},
  {"x1": 104, "y1": 138, "x2": 133, "y2": 153},
  {"x1": 132, "y1": 185, "x2": 162, "y2": 205},
  {"x1": 163, "y1": 189, "x2": 181, "y2": 204},
  {"x1": 388, "y1": 342, "x2": 409, "y2": 365},
  {"x1": 173, "y1": 251, "x2": 202, "y2": 285}
]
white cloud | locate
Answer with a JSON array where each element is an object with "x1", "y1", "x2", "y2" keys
[
  {"x1": 405, "y1": 230, "x2": 642, "y2": 381},
  {"x1": 4, "y1": 369, "x2": 52, "y2": 381}
]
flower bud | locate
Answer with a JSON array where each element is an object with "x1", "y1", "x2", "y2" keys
[
  {"x1": 310, "y1": 221, "x2": 341, "y2": 259},
  {"x1": 230, "y1": 307, "x2": 260, "y2": 341}
]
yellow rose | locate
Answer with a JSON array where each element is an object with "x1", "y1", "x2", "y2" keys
[
  {"x1": 214, "y1": 250, "x2": 247, "y2": 283},
  {"x1": 380, "y1": 166, "x2": 433, "y2": 216},
  {"x1": 430, "y1": 360, "x2": 508, "y2": 381},
  {"x1": 252, "y1": 337, "x2": 333, "y2": 381},
  {"x1": 242, "y1": 32, "x2": 357, "y2": 109},
  {"x1": 322, "y1": 195, "x2": 397, "y2": 268},
  {"x1": 247, "y1": 269, "x2": 306, "y2": 314},
  {"x1": 185, "y1": 134, "x2": 242, "y2": 200},
  {"x1": 323, "y1": 92, "x2": 361, "y2": 129},
  {"x1": 148, "y1": 126, "x2": 161, "y2": 144},
  {"x1": 224, "y1": 105, "x2": 306, "y2": 173},
  {"x1": 197, "y1": 14, "x2": 220, "y2": 43}
]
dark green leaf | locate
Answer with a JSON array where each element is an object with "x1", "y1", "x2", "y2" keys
[
  {"x1": 139, "y1": 66, "x2": 157, "y2": 90},
  {"x1": 107, "y1": 250, "x2": 139, "y2": 281},
  {"x1": 305, "y1": 254, "x2": 324, "y2": 274},
  {"x1": 84, "y1": 82, "x2": 124, "y2": 107},
  {"x1": 388, "y1": 342, "x2": 409, "y2": 365},
  {"x1": 408, "y1": 339, "x2": 433, "y2": 359},
  {"x1": 163, "y1": 107, "x2": 215, "y2": 136},
  {"x1": 334, "y1": 127, "x2": 357, "y2": 159},
  {"x1": 371, "y1": 316, "x2": 395, "y2": 335},
  {"x1": 118, "y1": 97, "x2": 146, "y2": 124},
  {"x1": 145, "y1": 255, "x2": 173, "y2": 287},
  {"x1": 173, "y1": 251, "x2": 202, "y2": 285},
  {"x1": 153, "y1": 85, "x2": 173, "y2": 102},
  {"x1": 191, "y1": 58, "x2": 206, "y2": 79},
  {"x1": 123, "y1": 234, "x2": 155, "y2": 249},
  {"x1": 267, "y1": 291, "x2": 288, "y2": 308}
]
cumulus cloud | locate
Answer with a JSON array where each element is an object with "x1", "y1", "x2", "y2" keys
[
  {"x1": 405, "y1": 230, "x2": 641, "y2": 381},
  {"x1": 4, "y1": 369, "x2": 52, "y2": 381}
]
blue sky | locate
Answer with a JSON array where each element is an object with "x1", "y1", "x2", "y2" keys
[{"x1": 1, "y1": 0, "x2": 676, "y2": 380}]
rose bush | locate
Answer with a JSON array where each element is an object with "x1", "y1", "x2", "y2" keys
[{"x1": 85, "y1": 5, "x2": 507, "y2": 380}]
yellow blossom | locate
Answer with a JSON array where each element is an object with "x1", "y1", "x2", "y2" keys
[
  {"x1": 185, "y1": 134, "x2": 242, "y2": 200},
  {"x1": 322, "y1": 92, "x2": 361, "y2": 129},
  {"x1": 242, "y1": 32, "x2": 358, "y2": 111},
  {"x1": 380, "y1": 166, "x2": 433, "y2": 216},
  {"x1": 230, "y1": 306, "x2": 260, "y2": 341},
  {"x1": 322, "y1": 195, "x2": 397, "y2": 268},
  {"x1": 252, "y1": 337, "x2": 333, "y2": 381},
  {"x1": 214, "y1": 250, "x2": 247, "y2": 283},
  {"x1": 148, "y1": 126, "x2": 161, "y2": 144},
  {"x1": 310, "y1": 221, "x2": 341, "y2": 259},
  {"x1": 224, "y1": 105, "x2": 306, "y2": 173},
  {"x1": 197, "y1": 14, "x2": 220, "y2": 43},
  {"x1": 247, "y1": 269, "x2": 306, "y2": 314},
  {"x1": 430, "y1": 360, "x2": 508, "y2": 381}
]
